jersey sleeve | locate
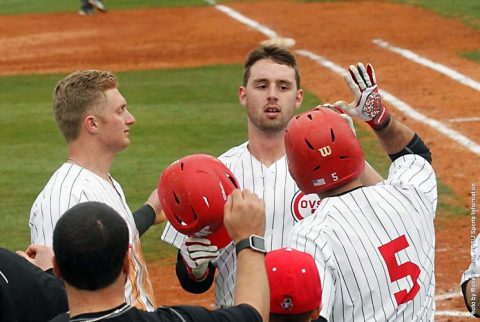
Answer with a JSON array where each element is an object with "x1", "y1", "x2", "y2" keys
[
  {"x1": 288, "y1": 216, "x2": 336, "y2": 321},
  {"x1": 161, "y1": 222, "x2": 187, "y2": 249},
  {"x1": 384, "y1": 154, "x2": 437, "y2": 214},
  {"x1": 462, "y1": 234, "x2": 480, "y2": 286},
  {"x1": 158, "y1": 303, "x2": 261, "y2": 322}
]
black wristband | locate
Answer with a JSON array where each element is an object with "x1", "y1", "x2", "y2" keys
[
  {"x1": 235, "y1": 235, "x2": 266, "y2": 255},
  {"x1": 133, "y1": 204, "x2": 155, "y2": 237},
  {"x1": 388, "y1": 133, "x2": 432, "y2": 164}
]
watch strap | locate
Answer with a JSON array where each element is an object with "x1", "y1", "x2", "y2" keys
[{"x1": 235, "y1": 235, "x2": 266, "y2": 255}]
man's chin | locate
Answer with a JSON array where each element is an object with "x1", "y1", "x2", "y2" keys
[{"x1": 259, "y1": 123, "x2": 287, "y2": 133}]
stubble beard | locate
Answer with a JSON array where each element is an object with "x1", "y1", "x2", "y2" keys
[{"x1": 252, "y1": 110, "x2": 295, "y2": 134}]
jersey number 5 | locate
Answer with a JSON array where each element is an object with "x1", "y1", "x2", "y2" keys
[{"x1": 378, "y1": 235, "x2": 420, "y2": 305}]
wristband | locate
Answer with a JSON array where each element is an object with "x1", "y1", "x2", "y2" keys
[{"x1": 235, "y1": 235, "x2": 266, "y2": 255}]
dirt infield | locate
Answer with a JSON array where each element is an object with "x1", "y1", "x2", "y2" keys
[{"x1": 1, "y1": 1, "x2": 479, "y2": 320}]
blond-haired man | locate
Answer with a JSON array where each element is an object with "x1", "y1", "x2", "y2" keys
[{"x1": 30, "y1": 70, "x2": 161, "y2": 311}]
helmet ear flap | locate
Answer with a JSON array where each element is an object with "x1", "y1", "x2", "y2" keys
[
  {"x1": 285, "y1": 108, "x2": 365, "y2": 194},
  {"x1": 158, "y1": 154, "x2": 238, "y2": 248}
]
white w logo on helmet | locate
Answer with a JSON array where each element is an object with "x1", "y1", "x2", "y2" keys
[{"x1": 319, "y1": 146, "x2": 332, "y2": 157}]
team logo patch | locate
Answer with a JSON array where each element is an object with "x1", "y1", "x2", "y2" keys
[
  {"x1": 281, "y1": 297, "x2": 294, "y2": 311},
  {"x1": 319, "y1": 145, "x2": 331, "y2": 157},
  {"x1": 291, "y1": 190, "x2": 321, "y2": 221}
]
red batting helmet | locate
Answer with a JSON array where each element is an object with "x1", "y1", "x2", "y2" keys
[
  {"x1": 285, "y1": 107, "x2": 365, "y2": 194},
  {"x1": 158, "y1": 154, "x2": 239, "y2": 249}
]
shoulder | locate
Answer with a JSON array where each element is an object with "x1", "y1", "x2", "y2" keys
[
  {"x1": 383, "y1": 154, "x2": 437, "y2": 206},
  {"x1": 387, "y1": 154, "x2": 435, "y2": 181},
  {"x1": 218, "y1": 142, "x2": 248, "y2": 162}
]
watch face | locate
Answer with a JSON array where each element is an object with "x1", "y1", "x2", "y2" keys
[{"x1": 250, "y1": 235, "x2": 266, "y2": 252}]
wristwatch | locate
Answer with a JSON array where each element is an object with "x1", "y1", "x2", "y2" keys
[{"x1": 235, "y1": 235, "x2": 266, "y2": 255}]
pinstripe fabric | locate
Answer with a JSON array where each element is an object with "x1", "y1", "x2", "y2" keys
[
  {"x1": 162, "y1": 142, "x2": 319, "y2": 307},
  {"x1": 289, "y1": 155, "x2": 437, "y2": 321},
  {"x1": 29, "y1": 163, "x2": 156, "y2": 311}
]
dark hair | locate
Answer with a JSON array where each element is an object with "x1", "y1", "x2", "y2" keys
[
  {"x1": 53, "y1": 202, "x2": 129, "y2": 291},
  {"x1": 243, "y1": 45, "x2": 300, "y2": 88},
  {"x1": 270, "y1": 311, "x2": 314, "y2": 322}
]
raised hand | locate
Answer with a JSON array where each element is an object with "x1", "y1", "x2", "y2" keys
[{"x1": 341, "y1": 63, "x2": 391, "y2": 131}]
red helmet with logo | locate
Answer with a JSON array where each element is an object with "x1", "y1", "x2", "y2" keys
[
  {"x1": 158, "y1": 154, "x2": 239, "y2": 249},
  {"x1": 285, "y1": 107, "x2": 365, "y2": 194}
]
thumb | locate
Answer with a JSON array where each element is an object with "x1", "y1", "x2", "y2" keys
[
  {"x1": 343, "y1": 72, "x2": 361, "y2": 103},
  {"x1": 334, "y1": 100, "x2": 360, "y2": 118},
  {"x1": 338, "y1": 113, "x2": 357, "y2": 137},
  {"x1": 16, "y1": 251, "x2": 35, "y2": 264}
]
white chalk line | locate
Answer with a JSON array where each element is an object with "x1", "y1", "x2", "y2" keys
[
  {"x1": 449, "y1": 117, "x2": 480, "y2": 123},
  {"x1": 373, "y1": 38, "x2": 480, "y2": 92},
  {"x1": 436, "y1": 310, "x2": 472, "y2": 317},
  {"x1": 208, "y1": 2, "x2": 480, "y2": 156},
  {"x1": 295, "y1": 51, "x2": 480, "y2": 156},
  {"x1": 436, "y1": 291, "x2": 462, "y2": 301},
  {"x1": 215, "y1": 5, "x2": 278, "y2": 39}
]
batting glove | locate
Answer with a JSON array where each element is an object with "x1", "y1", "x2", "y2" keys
[
  {"x1": 341, "y1": 63, "x2": 391, "y2": 131},
  {"x1": 319, "y1": 103, "x2": 357, "y2": 136},
  {"x1": 180, "y1": 237, "x2": 220, "y2": 281}
]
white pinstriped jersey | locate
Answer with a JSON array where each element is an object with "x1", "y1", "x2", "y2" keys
[
  {"x1": 161, "y1": 142, "x2": 320, "y2": 307},
  {"x1": 29, "y1": 163, "x2": 156, "y2": 311},
  {"x1": 289, "y1": 154, "x2": 437, "y2": 321}
]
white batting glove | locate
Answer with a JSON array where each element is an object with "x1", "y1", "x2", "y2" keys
[
  {"x1": 180, "y1": 237, "x2": 220, "y2": 281},
  {"x1": 341, "y1": 63, "x2": 391, "y2": 131},
  {"x1": 319, "y1": 103, "x2": 357, "y2": 136}
]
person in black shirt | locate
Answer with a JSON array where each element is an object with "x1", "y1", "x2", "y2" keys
[
  {"x1": 49, "y1": 195, "x2": 268, "y2": 322},
  {"x1": 0, "y1": 246, "x2": 68, "y2": 322}
]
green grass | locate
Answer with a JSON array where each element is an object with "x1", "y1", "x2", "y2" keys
[
  {"x1": 0, "y1": 0, "x2": 207, "y2": 15},
  {"x1": 0, "y1": 65, "x2": 324, "y2": 260},
  {"x1": 393, "y1": 0, "x2": 480, "y2": 30},
  {"x1": 461, "y1": 51, "x2": 480, "y2": 63}
]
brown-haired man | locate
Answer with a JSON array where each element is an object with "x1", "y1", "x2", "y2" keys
[{"x1": 162, "y1": 45, "x2": 382, "y2": 308}]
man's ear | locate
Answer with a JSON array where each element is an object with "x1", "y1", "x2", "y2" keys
[
  {"x1": 295, "y1": 89, "x2": 304, "y2": 110},
  {"x1": 310, "y1": 307, "x2": 321, "y2": 320},
  {"x1": 53, "y1": 257, "x2": 63, "y2": 279},
  {"x1": 84, "y1": 114, "x2": 99, "y2": 134},
  {"x1": 238, "y1": 86, "x2": 247, "y2": 107}
]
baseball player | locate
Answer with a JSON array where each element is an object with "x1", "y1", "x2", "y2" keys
[
  {"x1": 162, "y1": 45, "x2": 383, "y2": 307},
  {"x1": 461, "y1": 233, "x2": 480, "y2": 317},
  {"x1": 0, "y1": 245, "x2": 68, "y2": 322},
  {"x1": 286, "y1": 63, "x2": 437, "y2": 321},
  {"x1": 29, "y1": 70, "x2": 162, "y2": 311}
]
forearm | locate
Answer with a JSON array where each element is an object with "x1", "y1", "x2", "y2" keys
[
  {"x1": 234, "y1": 249, "x2": 269, "y2": 322},
  {"x1": 375, "y1": 117, "x2": 415, "y2": 155}
]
